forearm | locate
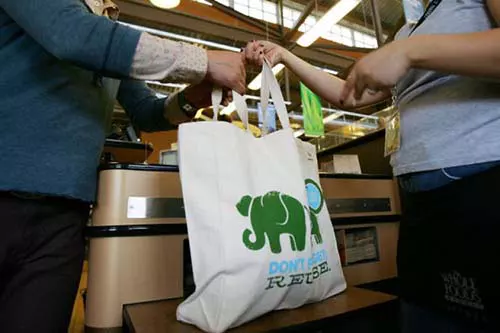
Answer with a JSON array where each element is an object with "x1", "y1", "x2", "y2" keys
[
  {"x1": 283, "y1": 51, "x2": 389, "y2": 109},
  {"x1": 163, "y1": 93, "x2": 194, "y2": 126},
  {"x1": 407, "y1": 29, "x2": 500, "y2": 78},
  {"x1": 131, "y1": 32, "x2": 208, "y2": 84},
  {"x1": 282, "y1": 51, "x2": 344, "y2": 107},
  {"x1": 118, "y1": 80, "x2": 196, "y2": 133}
]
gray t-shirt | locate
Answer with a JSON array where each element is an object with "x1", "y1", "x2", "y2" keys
[{"x1": 392, "y1": 0, "x2": 500, "y2": 176}]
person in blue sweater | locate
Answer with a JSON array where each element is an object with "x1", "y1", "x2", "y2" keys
[{"x1": 0, "y1": 0, "x2": 247, "y2": 331}]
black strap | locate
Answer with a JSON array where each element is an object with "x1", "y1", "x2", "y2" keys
[{"x1": 409, "y1": 0, "x2": 442, "y2": 35}]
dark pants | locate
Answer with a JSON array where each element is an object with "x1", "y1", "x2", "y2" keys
[
  {"x1": 398, "y1": 163, "x2": 500, "y2": 332},
  {"x1": 0, "y1": 192, "x2": 89, "y2": 333}
]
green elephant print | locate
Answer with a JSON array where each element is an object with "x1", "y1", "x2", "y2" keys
[
  {"x1": 236, "y1": 192, "x2": 307, "y2": 254},
  {"x1": 309, "y1": 209, "x2": 323, "y2": 245},
  {"x1": 236, "y1": 184, "x2": 325, "y2": 254},
  {"x1": 305, "y1": 179, "x2": 324, "y2": 245}
]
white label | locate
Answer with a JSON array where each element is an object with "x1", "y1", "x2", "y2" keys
[{"x1": 127, "y1": 197, "x2": 147, "y2": 218}]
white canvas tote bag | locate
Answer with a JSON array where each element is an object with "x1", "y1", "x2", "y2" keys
[{"x1": 177, "y1": 61, "x2": 346, "y2": 333}]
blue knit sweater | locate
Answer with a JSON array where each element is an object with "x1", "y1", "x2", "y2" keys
[{"x1": 0, "y1": 1, "x2": 173, "y2": 202}]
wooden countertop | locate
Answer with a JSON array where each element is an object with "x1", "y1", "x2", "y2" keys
[{"x1": 124, "y1": 287, "x2": 396, "y2": 333}]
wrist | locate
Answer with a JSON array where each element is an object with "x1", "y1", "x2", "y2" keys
[
  {"x1": 177, "y1": 90, "x2": 198, "y2": 116},
  {"x1": 281, "y1": 49, "x2": 292, "y2": 65},
  {"x1": 405, "y1": 35, "x2": 425, "y2": 68},
  {"x1": 204, "y1": 50, "x2": 214, "y2": 81}
]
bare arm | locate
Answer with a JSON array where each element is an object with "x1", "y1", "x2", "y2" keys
[
  {"x1": 341, "y1": 1, "x2": 500, "y2": 100},
  {"x1": 282, "y1": 50, "x2": 390, "y2": 109},
  {"x1": 406, "y1": 0, "x2": 500, "y2": 76},
  {"x1": 246, "y1": 41, "x2": 389, "y2": 109}
]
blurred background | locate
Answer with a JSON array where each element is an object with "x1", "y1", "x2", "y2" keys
[{"x1": 110, "y1": 0, "x2": 412, "y2": 157}]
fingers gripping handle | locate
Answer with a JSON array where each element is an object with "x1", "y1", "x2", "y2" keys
[{"x1": 211, "y1": 61, "x2": 289, "y2": 134}]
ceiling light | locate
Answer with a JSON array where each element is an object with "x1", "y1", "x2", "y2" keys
[
  {"x1": 323, "y1": 112, "x2": 343, "y2": 124},
  {"x1": 319, "y1": 67, "x2": 339, "y2": 75},
  {"x1": 248, "y1": 64, "x2": 285, "y2": 91},
  {"x1": 290, "y1": 112, "x2": 377, "y2": 129},
  {"x1": 321, "y1": 107, "x2": 379, "y2": 120},
  {"x1": 149, "y1": 0, "x2": 181, "y2": 9},
  {"x1": 297, "y1": 0, "x2": 362, "y2": 47},
  {"x1": 244, "y1": 95, "x2": 292, "y2": 105},
  {"x1": 118, "y1": 22, "x2": 240, "y2": 52},
  {"x1": 146, "y1": 81, "x2": 187, "y2": 89}
]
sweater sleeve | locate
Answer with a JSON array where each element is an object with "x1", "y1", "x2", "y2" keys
[
  {"x1": 0, "y1": 0, "x2": 141, "y2": 77},
  {"x1": 117, "y1": 80, "x2": 193, "y2": 133}
]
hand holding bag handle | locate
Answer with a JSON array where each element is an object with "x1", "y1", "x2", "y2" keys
[
  {"x1": 211, "y1": 60, "x2": 288, "y2": 133},
  {"x1": 223, "y1": 60, "x2": 290, "y2": 135}
]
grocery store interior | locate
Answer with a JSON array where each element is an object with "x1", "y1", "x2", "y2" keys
[
  {"x1": 6, "y1": 0, "x2": 499, "y2": 331},
  {"x1": 6, "y1": 0, "x2": 488, "y2": 331},
  {"x1": 72, "y1": 1, "x2": 409, "y2": 332},
  {"x1": 111, "y1": 0, "x2": 403, "y2": 162}
]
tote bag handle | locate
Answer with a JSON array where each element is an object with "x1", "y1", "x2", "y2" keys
[
  {"x1": 211, "y1": 88, "x2": 249, "y2": 130},
  {"x1": 260, "y1": 59, "x2": 290, "y2": 134},
  {"x1": 210, "y1": 60, "x2": 289, "y2": 133}
]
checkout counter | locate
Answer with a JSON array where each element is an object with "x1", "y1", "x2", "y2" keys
[
  {"x1": 84, "y1": 158, "x2": 400, "y2": 332},
  {"x1": 123, "y1": 287, "x2": 397, "y2": 333}
]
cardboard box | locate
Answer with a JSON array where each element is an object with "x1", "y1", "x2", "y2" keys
[{"x1": 321, "y1": 155, "x2": 361, "y2": 174}]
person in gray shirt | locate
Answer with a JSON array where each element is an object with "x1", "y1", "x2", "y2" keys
[{"x1": 247, "y1": 0, "x2": 500, "y2": 330}]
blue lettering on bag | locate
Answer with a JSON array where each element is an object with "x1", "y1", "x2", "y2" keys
[{"x1": 269, "y1": 259, "x2": 306, "y2": 275}]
